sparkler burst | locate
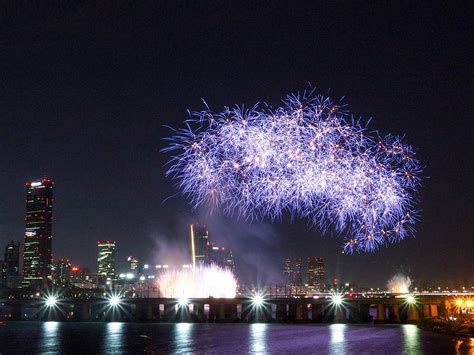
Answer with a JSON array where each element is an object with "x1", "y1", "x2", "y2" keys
[
  {"x1": 164, "y1": 89, "x2": 422, "y2": 253},
  {"x1": 157, "y1": 264, "x2": 237, "y2": 298}
]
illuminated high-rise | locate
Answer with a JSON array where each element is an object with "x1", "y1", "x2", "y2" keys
[
  {"x1": 3, "y1": 241, "x2": 20, "y2": 288},
  {"x1": 22, "y1": 178, "x2": 54, "y2": 288},
  {"x1": 315, "y1": 257, "x2": 326, "y2": 291},
  {"x1": 284, "y1": 257, "x2": 303, "y2": 286},
  {"x1": 97, "y1": 241, "x2": 116, "y2": 281},
  {"x1": 190, "y1": 224, "x2": 209, "y2": 268}
]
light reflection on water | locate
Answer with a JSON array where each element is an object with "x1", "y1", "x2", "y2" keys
[
  {"x1": 103, "y1": 322, "x2": 125, "y2": 353},
  {"x1": 174, "y1": 323, "x2": 193, "y2": 352},
  {"x1": 1, "y1": 322, "x2": 464, "y2": 353},
  {"x1": 402, "y1": 324, "x2": 419, "y2": 351},
  {"x1": 249, "y1": 323, "x2": 267, "y2": 353},
  {"x1": 40, "y1": 321, "x2": 60, "y2": 353},
  {"x1": 330, "y1": 323, "x2": 347, "y2": 353}
]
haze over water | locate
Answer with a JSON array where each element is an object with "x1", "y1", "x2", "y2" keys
[{"x1": 0, "y1": 322, "x2": 469, "y2": 353}]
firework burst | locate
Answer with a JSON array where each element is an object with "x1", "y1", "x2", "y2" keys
[
  {"x1": 164, "y1": 89, "x2": 422, "y2": 253},
  {"x1": 157, "y1": 264, "x2": 237, "y2": 298}
]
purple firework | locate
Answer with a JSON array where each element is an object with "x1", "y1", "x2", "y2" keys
[{"x1": 163, "y1": 90, "x2": 422, "y2": 253}]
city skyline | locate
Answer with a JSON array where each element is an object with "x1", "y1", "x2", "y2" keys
[{"x1": 0, "y1": 2, "x2": 472, "y2": 289}]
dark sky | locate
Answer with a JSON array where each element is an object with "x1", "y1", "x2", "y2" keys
[{"x1": 0, "y1": 1, "x2": 472, "y2": 288}]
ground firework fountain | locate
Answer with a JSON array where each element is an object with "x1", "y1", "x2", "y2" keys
[
  {"x1": 387, "y1": 273, "x2": 412, "y2": 293},
  {"x1": 157, "y1": 264, "x2": 237, "y2": 298},
  {"x1": 164, "y1": 89, "x2": 422, "y2": 253}
]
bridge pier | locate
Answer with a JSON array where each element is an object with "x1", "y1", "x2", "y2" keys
[
  {"x1": 276, "y1": 303, "x2": 288, "y2": 322},
  {"x1": 430, "y1": 304, "x2": 438, "y2": 317},
  {"x1": 334, "y1": 306, "x2": 346, "y2": 323},
  {"x1": 288, "y1": 303, "x2": 297, "y2": 321},
  {"x1": 407, "y1": 305, "x2": 420, "y2": 323},
  {"x1": 192, "y1": 303, "x2": 205, "y2": 322},
  {"x1": 388, "y1": 304, "x2": 400, "y2": 323},
  {"x1": 73, "y1": 302, "x2": 91, "y2": 321},
  {"x1": 374, "y1": 304, "x2": 386, "y2": 324},
  {"x1": 311, "y1": 303, "x2": 323, "y2": 322}
]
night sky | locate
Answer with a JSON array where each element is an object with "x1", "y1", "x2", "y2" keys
[{"x1": 1, "y1": 1, "x2": 472, "y2": 288}]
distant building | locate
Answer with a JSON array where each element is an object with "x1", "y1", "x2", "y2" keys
[
  {"x1": 3, "y1": 241, "x2": 20, "y2": 288},
  {"x1": 97, "y1": 241, "x2": 116, "y2": 281},
  {"x1": 53, "y1": 258, "x2": 71, "y2": 286},
  {"x1": 208, "y1": 243, "x2": 235, "y2": 271},
  {"x1": 22, "y1": 178, "x2": 54, "y2": 288},
  {"x1": 127, "y1": 255, "x2": 139, "y2": 273},
  {"x1": 284, "y1": 257, "x2": 303, "y2": 286},
  {"x1": 190, "y1": 224, "x2": 209, "y2": 267},
  {"x1": 189, "y1": 224, "x2": 236, "y2": 271},
  {"x1": 307, "y1": 256, "x2": 325, "y2": 291}
]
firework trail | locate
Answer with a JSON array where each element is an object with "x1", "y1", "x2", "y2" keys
[
  {"x1": 387, "y1": 274, "x2": 412, "y2": 293},
  {"x1": 164, "y1": 89, "x2": 422, "y2": 253},
  {"x1": 157, "y1": 264, "x2": 237, "y2": 298}
]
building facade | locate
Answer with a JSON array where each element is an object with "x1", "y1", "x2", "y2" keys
[
  {"x1": 22, "y1": 178, "x2": 54, "y2": 288},
  {"x1": 97, "y1": 241, "x2": 116, "y2": 281},
  {"x1": 190, "y1": 224, "x2": 209, "y2": 267},
  {"x1": 3, "y1": 241, "x2": 20, "y2": 288}
]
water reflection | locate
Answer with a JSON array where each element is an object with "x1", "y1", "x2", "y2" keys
[
  {"x1": 40, "y1": 321, "x2": 61, "y2": 353},
  {"x1": 402, "y1": 324, "x2": 420, "y2": 352},
  {"x1": 249, "y1": 323, "x2": 267, "y2": 353},
  {"x1": 454, "y1": 337, "x2": 474, "y2": 355},
  {"x1": 174, "y1": 323, "x2": 193, "y2": 352},
  {"x1": 103, "y1": 322, "x2": 125, "y2": 353},
  {"x1": 330, "y1": 324, "x2": 347, "y2": 353}
]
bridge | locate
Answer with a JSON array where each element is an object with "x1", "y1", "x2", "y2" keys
[{"x1": 2, "y1": 293, "x2": 468, "y2": 323}]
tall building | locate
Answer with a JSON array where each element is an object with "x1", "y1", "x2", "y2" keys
[
  {"x1": 307, "y1": 256, "x2": 318, "y2": 286},
  {"x1": 307, "y1": 256, "x2": 325, "y2": 291},
  {"x1": 284, "y1": 257, "x2": 303, "y2": 286},
  {"x1": 127, "y1": 255, "x2": 139, "y2": 273},
  {"x1": 22, "y1": 178, "x2": 54, "y2": 288},
  {"x1": 53, "y1": 258, "x2": 71, "y2": 286},
  {"x1": 315, "y1": 257, "x2": 326, "y2": 291},
  {"x1": 3, "y1": 241, "x2": 20, "y2": 288},
  {"x1": 97, "y1": 241, "x2": 116, "y2": 280},
  {"x1": 190, "y1": 224, "x2": 209, "y2": 268},
  {"x1": 208, "y1": 244, "x2": 235, "y2": 271}
]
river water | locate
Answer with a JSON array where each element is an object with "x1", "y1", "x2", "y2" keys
[{"x1": 0, "y1": 322, "x2": 471, "y2": 354}]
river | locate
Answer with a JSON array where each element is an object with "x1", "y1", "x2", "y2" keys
[{"x1": 0, "y1": 322, "x2": 472, "y2": 354}]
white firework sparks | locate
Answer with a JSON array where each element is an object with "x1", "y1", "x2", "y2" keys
[{"x1": 157, "y1": 264, "x2": 237, "y2": 298}]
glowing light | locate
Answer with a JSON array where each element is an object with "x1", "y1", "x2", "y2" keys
[
  {"x1": 164, "y1": 90, "x2": 422, "y2": 253},
  {"x1": 387, "y1": 274, "x2": 411, "y2": 293},
  {"x1": 45, "y1": 295, "x2": 57, "y2": 307},
  {"x1": 331, "y1": 294, "x2": 343, "y2": 306},
  {"x1": 157, "y1": 264, "x2": 237, "y2": 298},
  {"x1": 455, "y1": 299, "x2": 464, "y2": 307},
  {"x1": 31, "y1": 182, "x2": 42, "y2": 187},
  {"x1": 109, "y1": 296, "x2": 121, "y2": 307},
  {"x1": 251, "y1": 293, "x2": 264, "y2": 307},
  {"x1": 178, "y1": 297, "x2": 189, "y2": 307},
  {"x1": 406, "y1": 294, "x2": 416, "y2": 304},
  {"x1": 466, "y1": 299, "x2": 473, "y2": 308}
]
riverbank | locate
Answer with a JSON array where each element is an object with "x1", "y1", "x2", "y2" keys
[{"x1": 418, "y1": 317, "x2": 474, "y2": 338}]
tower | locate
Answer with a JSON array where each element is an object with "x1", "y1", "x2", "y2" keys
[
  {"x1": 190, "y1": 224, "x2": 209, "y2": 267},
  {"x1": 22, "y1": 178, "x2": 54, "y2": 288},
  {"x1": 3, "y1": 241, "x2": 20, "y2": 288},
  {"x1": 97, "y1": 241, "x2": 116, "y2": 281}
]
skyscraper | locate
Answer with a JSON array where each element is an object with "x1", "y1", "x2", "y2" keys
[
  {"x1": 97, "y1": 241, "x2": 116, "y2": 281},
  {"x1": 315, "y1": 257, "x2": 326, "y2": 291},
  {"x1": 284, "y1": 258, "x2": 303, "y2": 286},
  {"x1": 22, "y1": 178, "x2": 54, "y2": 288},
  {"x1": 3, "y1": 241, "x2": 20, "y2": 288},
  {"x1": 190, "y1": 224, "x2": 209, "y2": 268},
  {"x1": 208, "y1": 244, "x2": 235, "y2": 271},
  {"x1": 307, "y1": 256, "x2": 318, "y2": 286},
  {"x1": 53, "y1": 258, "x2": 71, "y2": 286}
]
